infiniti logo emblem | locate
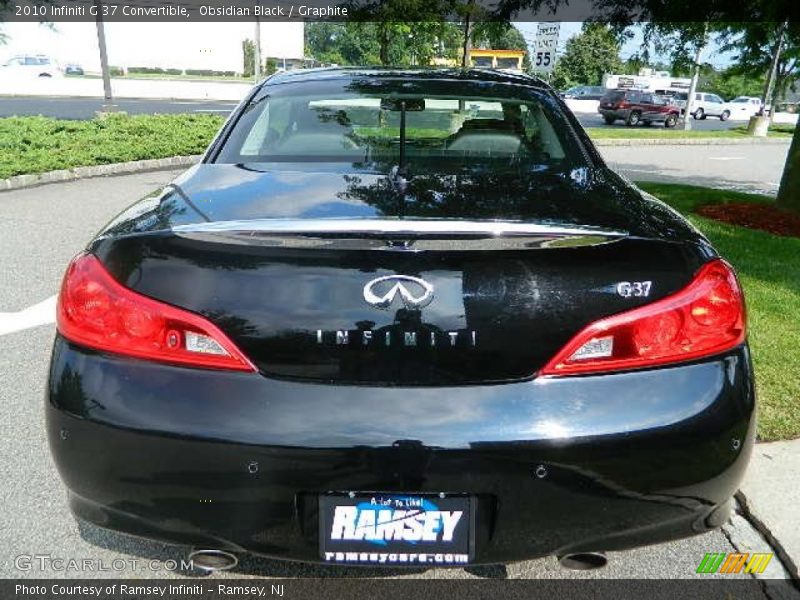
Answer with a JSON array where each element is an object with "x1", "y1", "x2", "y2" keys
[{"x1": 363, "y1": 275, "x2": 434, "y2": 310}]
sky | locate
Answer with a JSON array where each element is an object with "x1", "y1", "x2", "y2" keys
[{"x1": 0, "y1": 21, "x2": 735, "y2": 73}]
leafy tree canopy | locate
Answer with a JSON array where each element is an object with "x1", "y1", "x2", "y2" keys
[
  {"x1": 551, "y1": 23, "x2": 624, "y2": 89},
  {"x1": 306, "y1": 21, "x2": 526, "y2": 68}
]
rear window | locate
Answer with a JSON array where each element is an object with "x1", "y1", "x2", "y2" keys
[
  {"x1": 216, "y1": 78, "x2": 583, "y2": 174},
  {"x1": 602, "y1": 91, "x2": 625, "y2": 102}
]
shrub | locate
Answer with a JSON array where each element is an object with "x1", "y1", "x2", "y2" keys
[{"x1": 0, "y1": 114, "x2": 225, "y2": 179}]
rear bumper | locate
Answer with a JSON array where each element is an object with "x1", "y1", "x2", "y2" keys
[
  {"x1": 47, "y1": 337, "x2": 756, "y2": 565},
  {"x1": 598, "y1": 108, "x2": 628, "y2": 120}
]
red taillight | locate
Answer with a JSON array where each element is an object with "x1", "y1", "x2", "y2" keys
[
  {"x1": 57, "y1": 254, "x2": 256, "y2": 372},
  {"x1": 540, "y1": 259, "x2": 746, "y2": 377}
]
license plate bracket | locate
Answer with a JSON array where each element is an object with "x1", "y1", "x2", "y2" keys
[{"x1": 319, "y1": 492, "x2": 474, "y2": 566}]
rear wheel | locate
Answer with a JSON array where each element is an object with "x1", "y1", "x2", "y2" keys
[
  {"x1": 603, "y1": 115, "x2": 616, "y2": 125},
  {"x1": 626, "y1": 111, "x2": 641, "y2": 126},
  {"x1": 693, "y1": 108, "x2": 704, "y2": 120},
  {"x1": 664, "y1": 114, "x2": 678, "y2": 128},
  {"x1": 720, "y1": 110, "x2": 730, "y2": 121}
]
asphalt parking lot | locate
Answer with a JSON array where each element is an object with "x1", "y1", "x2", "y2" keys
[{"x1": 0, "y1": 157, "x2": 795, "y2": 589}]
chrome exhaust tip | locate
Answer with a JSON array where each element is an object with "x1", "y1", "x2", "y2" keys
[
  {"x1": 188, "y1": 549, "x2": 239, "y2": 573},
  {"x1": 558, "y1": 552, "x2": 608, "y2": 570}
]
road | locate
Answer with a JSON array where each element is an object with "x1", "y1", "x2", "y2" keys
[
  {"x1": 0, "y1": 95, "x2": 743, "y2": 132},
  {"x1": 0, "y1": 147, "x2": 796, "y2": 589},
  {"x1": 602, "y1": 143, "x2": 790, "y2": 196},
  {"x1": 0, "y1": 96, "x2": 240, "y2": 119}
]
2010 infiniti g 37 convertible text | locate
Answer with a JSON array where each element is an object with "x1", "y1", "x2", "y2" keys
[{"x1": 47, "y1": 68, "x2": 754, "y2": 569}]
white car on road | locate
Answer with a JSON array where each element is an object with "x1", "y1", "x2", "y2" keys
[
  {"x1": 724, "y1": 96, "x2": 764, "y2": 119},
  {"x1": 689, "y1": 92, "x2": 731, "y2": 121},
  {"x1": 0, "y1": 55, "x2": 61, "y2": 78}
]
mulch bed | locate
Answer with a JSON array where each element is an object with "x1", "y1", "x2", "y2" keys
[{"x1": 696, "y1": 203, "x2": 800, "y2": 237}]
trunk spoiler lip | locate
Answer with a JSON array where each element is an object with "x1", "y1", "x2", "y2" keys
[{"x1": 170, "y1": 218, "x2": 628, "y2": 239}]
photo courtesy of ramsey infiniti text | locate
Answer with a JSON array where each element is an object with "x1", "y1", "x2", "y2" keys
[{"x1": 47, "y1": 68, "x2": 754, "y2": 568}]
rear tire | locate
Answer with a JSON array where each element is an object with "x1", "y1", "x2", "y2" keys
[
  {"x1": 693, "y1": 108, "x2": 704, "y2": 120},
  {"x1": 664, "y1": 114, "x2": 678, "y2": 128},
  {"x1": 720, "y1": 110, "x2": 730, "y2": 121},
  {"x1": 626, "y1": 111, "x2": 641, "y2": 126},
  {"x1": 603, "y1": 116, "x2": 616, "y2": 125}
]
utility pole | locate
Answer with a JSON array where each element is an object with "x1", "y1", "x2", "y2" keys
[
  {"x1": 254, "y1": 17, "x2": 262, "y2": 81},
  {"x1": 759, "y1": 19, "x2": 789, "y2": 118},
  {"x1": 93, "y1": 0, "x2": 115, "y2": 113},
  {"x1": 682, "y1": 24, "x2": 708, "y2": 132}
]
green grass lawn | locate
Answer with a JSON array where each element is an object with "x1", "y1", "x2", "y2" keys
[
  {"x1": 636, "y1": 182, "x2": 800, "y2": 441},
  {"x1": 0, "y1": 114, "x2": 225, "y2": 179},
  {"x1": 587, "y1": 125, "x2": 794, "y2": 139}
]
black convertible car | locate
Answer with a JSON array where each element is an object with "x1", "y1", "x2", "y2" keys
[{"x1": 47, "y1": 68, "x2": 753, "y2": 570}]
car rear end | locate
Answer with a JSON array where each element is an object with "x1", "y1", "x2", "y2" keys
[
  {"x1": 47, "y1": 70, "x2": 755, "y2": 567},
  {"x1": 598, "y1": 89, "x2": 630, "y2": 121}
]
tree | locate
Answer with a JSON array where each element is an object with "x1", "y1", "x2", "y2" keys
[
  {"x1": 342, "y1": 0, "x2": 456, "y2": 66},
  {"x1": 716, "y1": 21, "x2": 800, "y2": 213},
  {"x1": 305, "y1": 23, "x2": 381, "y2": 65},
  {"x1": 306, "y1": 20, "x2": 463, "y2": 67},
  {"x1": 777, "y1": 126, "x2": 800, "y2": 213},
  {"x1": 242, "y1": 39, "x2": 256, "y2": 78},
  {"x1": 718, "y1": 22, "x2": 800, "y2": 107},
  {"x1": 705, "y1": 68, "x2": 765, "y2": 100},
  {"x1": 242, "y1": 39, "x2": 280, "y2": 78},
  {"x1": 551, "y1": 23, "x2": 624, "y2": 90}
]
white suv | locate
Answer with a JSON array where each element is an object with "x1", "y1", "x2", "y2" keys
[{"x1": 690, "y1": 92, "x2": 730, "y2": 121}]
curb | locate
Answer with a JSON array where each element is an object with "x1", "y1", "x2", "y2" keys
[
  {"x1": 735, "y1": 490, "x2": 800, "y2": 582},
  {"x1": 0, "y1": 155, "x2": 201, "y2": 192},
  {"x1": 592, "y1": 137, "x2": 792, "y2": 146}
]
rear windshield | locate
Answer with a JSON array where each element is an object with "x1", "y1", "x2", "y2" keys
[
  {"x1": 216, "y1": 78, "x2": 585, "y2": 174},
  {"x1": 602, "y1": 91, "x2": 626, "y2": 102}
]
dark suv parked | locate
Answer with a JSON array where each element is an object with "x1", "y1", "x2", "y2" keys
[{"x1": 598, "y1": 89, "x2": 680, "y2": 127}]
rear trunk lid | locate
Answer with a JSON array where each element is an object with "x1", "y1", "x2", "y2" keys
[{"x1": 92, "y1": 164, "x2": 710, "y2": 385}]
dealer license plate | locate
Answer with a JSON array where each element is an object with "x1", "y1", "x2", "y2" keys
[{"x1": 319, "y1": 493, "x2": 473, "y2": 566}]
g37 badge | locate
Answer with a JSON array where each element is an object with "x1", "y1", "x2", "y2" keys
[{"x1": 616, "y1": 281, "x2": 652, "y2": 298}]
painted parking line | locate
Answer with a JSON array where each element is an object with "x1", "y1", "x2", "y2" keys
[
  {"x1": 0, "y1": 295, "x2": 56, "y2": 336},
  {"x1": 708, "y1": 156, "x2": 745, "y2": 161}
]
